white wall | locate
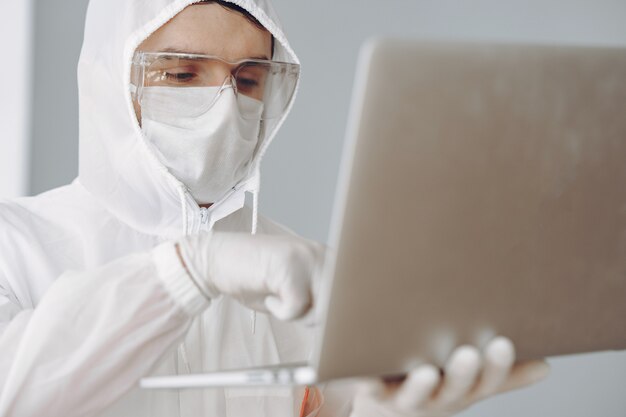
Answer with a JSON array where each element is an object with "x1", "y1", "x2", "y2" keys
[
  {"x1": 29, "y1": 0, "x2": 88, "y2": 195},
  {"x1": 265, "y1": 0, "x2": 626, "y2": 243},
  {"x1": 0, "y1": 0, "x2": 33, "y2": 198}
]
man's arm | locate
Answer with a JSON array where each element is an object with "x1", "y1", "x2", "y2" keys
[
  {"x1": 0, "y1": 229, "x2": 327, "y2": 417},
  {"x1": 0, "y1": 242, "x2": 208, "y2": 417}
]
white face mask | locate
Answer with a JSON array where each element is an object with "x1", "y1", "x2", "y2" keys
[{"x1": 140, "y1": 86, "x2": 263, "y2": 204}]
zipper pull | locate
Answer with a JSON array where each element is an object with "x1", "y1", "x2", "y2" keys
[{"x1": 199, "y1": 207, "x2": 209, "y2": 225}]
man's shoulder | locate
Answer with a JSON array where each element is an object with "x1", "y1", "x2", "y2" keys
[
  {"x1": 0, "y1": 182, "x2": 109, "y2": 306},
  {"x1": 0, "y1": 196, "x2": 35, "y2": 241},
  {"x1": 0, "y1": 181, "x2": 103, "y2": 229},
  {"x1": 0, "y1": 182, "x2": 104, "y2": 251}
]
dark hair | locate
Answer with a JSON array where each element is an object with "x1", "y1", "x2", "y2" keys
[{"x1": 201, "y1": 0, "x2": 275, "y2": 56}]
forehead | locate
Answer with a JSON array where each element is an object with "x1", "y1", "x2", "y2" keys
[{"x1": 138, "y1": 3, "x2": 272, "y2": 61}]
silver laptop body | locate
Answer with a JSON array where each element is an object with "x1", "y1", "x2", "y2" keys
[{"x1": 141, "y1": 39, "x2": 626, "y2": 389}]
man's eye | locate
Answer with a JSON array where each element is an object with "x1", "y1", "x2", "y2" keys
[
  {"x1": 164, "y1": 72, "x2": 196, "y2": 82},
  {"x1": 237, "y1": 77, "x2": 259, "y2": 88}
]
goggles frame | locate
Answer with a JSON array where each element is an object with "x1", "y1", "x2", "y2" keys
[{"x1": 130, "y1": 51, "x2": 300, "y2": 120}]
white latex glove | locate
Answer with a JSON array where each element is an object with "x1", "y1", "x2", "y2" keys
[
  {"x1": 349, "y1": 337, "x2": 550, "y2": 417},
  {"x1": 176, "y1": 231, "x2": 325, "y2": 320}
]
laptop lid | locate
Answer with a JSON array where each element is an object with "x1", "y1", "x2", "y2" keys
[{"x1": 313, "y1": 39, "x2": 626, "y2": 382}]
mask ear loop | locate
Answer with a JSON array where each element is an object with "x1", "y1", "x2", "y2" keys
[
  {"x1": 130, "y1": 54, "x2": 147, "y2": 126},
  {"x1": 130, "y1": 53, "x2": 146, "y2": 102}
]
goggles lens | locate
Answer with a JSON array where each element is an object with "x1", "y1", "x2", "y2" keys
[{"x1": 133, "y1": 52, "x2": 299, "y2": 121}]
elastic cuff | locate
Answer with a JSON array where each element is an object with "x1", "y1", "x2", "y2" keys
[
  {"x1": 152, "y1": 241, "x2": 210, "y2": 316},
  {"x1": 177, "y1": 234, "x2": 221, "y2": 300}
]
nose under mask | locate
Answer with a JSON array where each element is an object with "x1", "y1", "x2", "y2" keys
[{"x1": 140, "y1": 86, "x2": 263, "y2": 204}]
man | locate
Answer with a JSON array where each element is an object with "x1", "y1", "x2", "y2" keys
[{"x1": 0, "y1": 1, "x2": 549, "y2": 416}]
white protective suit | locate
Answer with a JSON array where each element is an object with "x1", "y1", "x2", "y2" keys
[{"x1": 0, "y1": 0, "x2": 337, "y2": 416}]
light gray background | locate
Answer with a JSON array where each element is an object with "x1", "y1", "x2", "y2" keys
[
  {"x1": 28, "y1": 0, "x2": 88, "y2": 195},
  {"x1": 26, "y1": 0, "x2": 626, "y2": 415},
  {"x1": 0, "y1": 1, "x2": 32, "y2": 196}
]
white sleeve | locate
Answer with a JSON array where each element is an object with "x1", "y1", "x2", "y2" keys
[{"x1": 0, "y1": 241, "x2": 209, "y2": 417}]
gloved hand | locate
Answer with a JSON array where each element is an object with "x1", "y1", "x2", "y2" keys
[
  {"x1": 349, "y1": 337, "x2": 550, "y2": 417},
  {"x1": 176, "y1": 231, "x2": 325, "y2": 320}
]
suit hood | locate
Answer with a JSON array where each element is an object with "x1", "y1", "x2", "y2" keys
[{"x1": 77, "y1": 0, "x2": 300, "y2": 238}]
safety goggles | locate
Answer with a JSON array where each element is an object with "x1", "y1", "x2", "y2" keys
[{"x1": 131, "y1": 51, "x2": 300, "y2": 120}]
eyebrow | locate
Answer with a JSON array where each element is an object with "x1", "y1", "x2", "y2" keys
[{"x1": 161, "y1": 47, "x2": 269, "y2": 61}]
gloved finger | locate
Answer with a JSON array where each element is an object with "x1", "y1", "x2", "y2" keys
[
  {"x1": 264, "y1": 284, "x2": 312, "y2": 320},
  {"x1": 295, "y1": 304, "x2": 320, "y2": 327},
  {"x1": 470, "y1": 336, "x2": 515, "y2": 399},
  {"x1": 392, "y1": 364, "x2": 441, "y2": 411},
  {"x1": 495, "y1": 359, "x2": 550, "y2": 394},
  {"x1": 265, "y1": 296, "x2": 296, "y2": 321},
  {"x1": 296, "y1": 248, "x2": 329, "y2": 328},
  {"x1": 433, "y1": 345, "x2": 482, "y2": 406}
]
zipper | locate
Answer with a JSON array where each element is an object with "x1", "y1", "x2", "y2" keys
[
  {"x1": 190, "y1": 183, "x2": 248, "y2": 231},
  {"x1": 199, "y1": 207, "x2": 209, "y2": 225},
  {"x1": 177, "y1": 185, "x2": 245, "y2": 381}
]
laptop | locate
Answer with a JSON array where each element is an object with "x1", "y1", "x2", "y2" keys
[{"x1": 141, "y1": 39, "x2": 626, "y2": 389}]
